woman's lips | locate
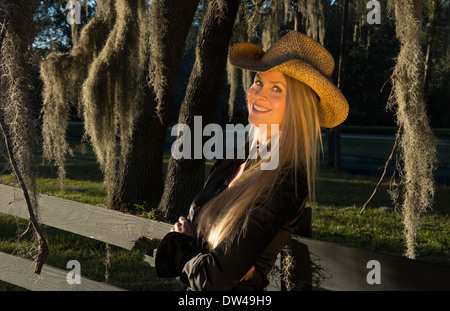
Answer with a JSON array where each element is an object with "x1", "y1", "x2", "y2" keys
[{"x1": 252, "y1": 103, "x2": 271, "y2": 113}]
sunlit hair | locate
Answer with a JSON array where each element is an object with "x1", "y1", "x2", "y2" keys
[{"x1": 196, "y1": 73, "x2": 322, "y2": 250}]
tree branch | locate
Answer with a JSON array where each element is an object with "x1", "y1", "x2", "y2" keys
[
  {"x1": 0, "y1": 116, "x2": 49, "y2": 274},
  {"x1": 360, "y1": 126, "x2": 404, "y2": 215}
]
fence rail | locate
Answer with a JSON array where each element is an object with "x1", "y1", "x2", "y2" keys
[
  {"x1": 1, "y1": 184, "x2": 449, "y2": 291},
  {"x1": 0, "y1": 251, "x2": 123, "y2": 291},
  {"x1": 286, "y1": 235, "x2": 450, "y2": 291}
]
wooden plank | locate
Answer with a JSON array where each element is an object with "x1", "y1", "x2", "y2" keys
[
  {"x1": 0, "y1": 251, "x2": 124, "y2": 291},
  {"x1": 5, "y1": 183, "x2": 448, "y2": 291},
  {"x1": 266, "y1": 254, "x2": 282, "y2": 291},
  {"x1": 290, "y1": 236, "x2": 450, "y2": 291},
  {"x1": 0, "y1": 184, "x2": 173, "y2": 253}
]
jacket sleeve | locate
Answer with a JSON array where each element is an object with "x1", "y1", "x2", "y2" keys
[
  {"x1": 155, "y1": 232, "x2": 199, "y2": 278},
  {"x1": 156, "y1": 171, "x2": 308, "y2": 290}
]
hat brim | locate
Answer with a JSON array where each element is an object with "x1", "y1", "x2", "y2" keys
[{"x1": 229, "y1": 43, "x2": 348, "y2": 128}]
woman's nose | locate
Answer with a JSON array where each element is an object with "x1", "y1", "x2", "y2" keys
[{"x1": 255, "y1": 87, "x2": 268, "y2": 100}]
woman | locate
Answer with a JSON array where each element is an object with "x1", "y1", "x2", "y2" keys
[{"x1": 155, "y1": 31, "x2": 348, "y2": 291}]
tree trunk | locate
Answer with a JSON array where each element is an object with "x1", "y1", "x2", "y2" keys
[
  {"x1": 158, "y1": 0, "x2": 240, "y2": 221},
  {"x1": 327, "y1": 0, "x2": 348, "y2": 169},
  {"x1": 293, "y1": 0, "x2": 303, "y2": 32},
  {"x1": 326, "y1": 125, "x2": 341, "y2": 168},
  {"x1": 111, "y1": 0, "x2": 199, "y2": 211},
  {"x1": 423, "y1": 0, "x2": 438, "y2": 100},
  {"x1": 443, "y1": 4, "x2": 449, "y2": 58}
]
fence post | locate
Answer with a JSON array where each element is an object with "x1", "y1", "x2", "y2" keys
[
  {"x1": 280, "y1": 206, "x2": 312, "y2": 291},
  {"x1": 296, "y1": 206, "x2": 312, "y2": 238}
]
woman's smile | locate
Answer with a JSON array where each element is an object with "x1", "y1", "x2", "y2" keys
[{"x1": 252, "y1": 102, "x2": 272, "y2": 113}]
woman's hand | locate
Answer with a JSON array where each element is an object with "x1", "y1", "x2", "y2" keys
[
  {"x1": 170, "y1": 216, "x2": 194, "y2": 237},
  {"x1": 171, "y1": 216, "x2": 253, "y2": 281},
  {"x1": 240, "y1": 265, "x2": 255, "y2": 281}
]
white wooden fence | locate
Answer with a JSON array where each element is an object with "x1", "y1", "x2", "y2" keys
[
  {"x1": 1, "y1": 183, "x2": 449, "y2": 291},
  {"x1": 0, "y1": 183, "x2": 170, "y2": 291}
]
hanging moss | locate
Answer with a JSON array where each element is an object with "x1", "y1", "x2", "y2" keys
[
  {"x1": 82, "y1": 0, "x2": 147, "y2": 202},
  {"x1": 148, "y1": 0, "x2": 168, "y2": 120},
  {"x1": 226, "y1": 59, "x2": 238, "y2": 121},
  {"x1": 40, "y1": 0, "x2": 116, "y2": 190},
  {"x1": 0, "y1": 0, "x2": 38, "y2": 212},
  {"x1": 281, "y1": 245, "x2": 296, "y2": 291},
  {"x1": 262, "y1": 0, "x2": 281, "y2": 51},
  {"x1": 305, "y1": 0, "x2": 325, "y2": 45},
  {"x1": 41, "y1": 0, "x2": 148, "y2": 203},
  {"x1": 0, "y1": 0, "x2": 47, "y2": 271},
  {"x1": 387, "y1": 0, "x2": 437, "y2": 259},
  {"x1": 225, "y1": 1, "x2": 259, "y2": 109}
]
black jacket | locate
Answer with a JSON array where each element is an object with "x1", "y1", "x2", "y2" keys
[{"x1": 155, "y1": 156, "x2": 308, "y2": 291}]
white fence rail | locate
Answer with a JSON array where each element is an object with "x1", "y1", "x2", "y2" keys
[{"x1": 0, "y1": 184, "x2": 171, "y2": 290}]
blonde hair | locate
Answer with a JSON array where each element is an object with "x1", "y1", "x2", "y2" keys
[{"x1": 196, "y1": 73, "x2": 322, "y2": 250}]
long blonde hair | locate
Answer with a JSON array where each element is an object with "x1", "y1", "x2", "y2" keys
[{"x1": 196, "y1": 73, "x2": 322, "y2": 250}]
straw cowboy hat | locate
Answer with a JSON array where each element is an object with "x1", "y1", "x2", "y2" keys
[{"x1": 228, "y1": 31, "x2": 348, "y2": 128}]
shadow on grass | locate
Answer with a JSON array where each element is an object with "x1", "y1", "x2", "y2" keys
[
  {"x1": 315, "y1": 167, "x2": 450, "y2": 215},
  {"x1": 315, "y1": 168, "x2": 393, "y2": 208},
  {"x1": 37, "y1": 162, "x2": 104, "y2": 182}
]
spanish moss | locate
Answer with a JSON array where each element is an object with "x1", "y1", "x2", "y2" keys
[{"x1": 387, "y1": 0, "x2": 437, "y2": 259}]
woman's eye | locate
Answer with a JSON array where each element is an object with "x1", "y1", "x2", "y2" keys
[
  {"x1": 273, "y1": 86, "x2": 282, "y2": 93},
  {"x1": 254, "y1": 80, "x2": 262, "y2": 87}
]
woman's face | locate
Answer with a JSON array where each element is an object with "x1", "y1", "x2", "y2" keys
[{"x1": 247, "y1": 71, "x2": 287, "y2": 137}]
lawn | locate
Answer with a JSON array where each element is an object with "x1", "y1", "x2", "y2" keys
[
  {"x1": 312, "y1": 169, "x2": 449, "y2": 265},
  {"x1": 0, "y1": 126, "x2": 449, "y2": 290}
]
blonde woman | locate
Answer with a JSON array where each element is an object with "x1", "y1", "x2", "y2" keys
[{"x1": 155, "y1": 31, "x2": 348, "y2": 291}]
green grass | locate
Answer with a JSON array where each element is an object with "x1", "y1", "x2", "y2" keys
[
  {"x1": 0, "y1": 127, "x2": 449, "y2": 290},
  {"x1": 311, "y1": 170, "x2": 450, "y2": 265}
]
